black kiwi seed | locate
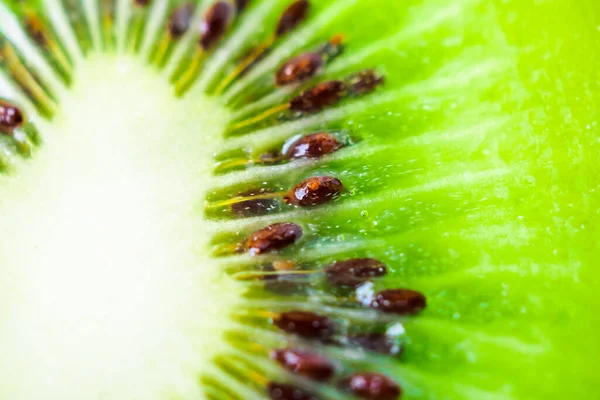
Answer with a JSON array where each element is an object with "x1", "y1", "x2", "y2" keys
[
  {"x1": 168, "y1": 3, "x2": 196, "y2": 38},
  {"x1": 284, "y1": 176, "x2": 343, "y2": 207},
  {"x1": 289, "y1": 80, "x2": 347, "y2": 113},
  {"x1": 245, "y1": 222, "x2": 303, "y2": 255},
  {"x1": 275, "y1": 0, "x2": 310, "y2": 37},
  {"x1": 199, "y1": 1, "x2": 234, "y2": 50},
  {"x1": 340, "y1": 372, "x2": 402, "y2": 400},
  {"x1": 0, "y1": 101, "x2": 24, "y2": 134},
  {"x1": 267, "y1": 382, "x2": 319, "y2": 400},
  {"x1": 134, "y1": 0, "x2": 151, "y2": 7},
  {"x1": 370, "y1": 289, "x2": 427, "y2": 315},
  {"x1": 270, "y1": 348, "x2": 336, "y2": 381},
  {"x1": 275, "y1": 52, "x2": 323, "y2": 86},
  {"x1": 285, "y1": 132, "x2": 342, "y2": 159},
  {"x1": 273, "y1": 311, "x2": 335, "y2": 339},
  {"x1": 324, "y1": 258, "x2": 387, "y2": 287}
]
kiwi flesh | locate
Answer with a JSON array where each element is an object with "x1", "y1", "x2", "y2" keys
[{"x1": 0, "y1": 0, "x2": 598, "y2": 399}]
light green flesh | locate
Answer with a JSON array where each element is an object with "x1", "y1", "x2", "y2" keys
[
  {"x1": 0, "y1": 0, "x2": 598, "y2": 399},
  {"x1": 0, "y1": 57, "x2": 242, "y2": 399}
]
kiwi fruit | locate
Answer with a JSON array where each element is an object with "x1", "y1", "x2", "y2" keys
[{"x1": 0, "y1": 0, "x2": 597, "y2": 399}]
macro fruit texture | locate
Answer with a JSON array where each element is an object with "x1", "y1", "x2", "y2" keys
[{"x1": 0, "y1": 0, "x2": 598, "y2": 399}]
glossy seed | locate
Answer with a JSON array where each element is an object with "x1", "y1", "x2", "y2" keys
[
  {"x1": 348, "y1": 69, "x2": 384, "y2": 95},
  {"x1": 276, "y1": 0, "x2": 310, "y2": 37},
  {"x1": 275, "y1": 52, "x2": 323, "y2": 86},
  {"x1": 349, "y1": 333, "x2": 401, "y2": 355},
  {"x1": 284, "y1": 176, "x2": 343, "y2": 207},
  {"x1": 270, "y1": 348, "x2": 335, "y2": 381},
  {"x1": 199, "y1": 1, "x2": 234, "y2": 50},
  {"x1": 168, "y1": 3, "x2": 196, "y2": 38},
  {"x1": 231, "y1": 188, "x2": 278, "y2": 217},
  {"x1": 235, "y1": 0, "x2": 250, "y2": 12},
  {"x1": 267, "y1": 382, "x2": 319, "y2": 400},
  {"x1": 246, "y1": 222, "x2": 303, "y2": 255},
  {"x1": 0, "y1": 101, "x2": 24, "y2": 134},
  {"x1": 370, "y1": 289, "x2": 426, "y2": 315},
  {"x1": 289, "y1": 81, "x2": 346, "y2": 113},
  {"x1": 273, "y1": 311, "x2": 335, "y2": 339},
  {"x1": 341, "y1": 373, "x2": 402, "y2": 400},
  {"x1": 324, "y1": 258, "x2": 387, "y2": 287},
  {"x1": 285, "y1": 132, "x2": 342, "y2": 159}
]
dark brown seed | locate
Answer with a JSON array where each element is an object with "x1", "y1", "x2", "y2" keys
[
  {"x1": 235, "y1": 0, "x2": 250, "y2": 12},
  {"x1": 0, "y1": 101, "x2": 24, "y2": 134},
  {"x1": 168, "y1": 3, "x2": 196, "y2": 38},
  {"x1": 199, "y1": 1, "x2": 234, "y2": 50},
  {"x1": 275, "y1": 0, "x2": 310, "y2": 37},
  {"x1": 134, "y1": 0, "x2": 151, "y2": 6},
  {"x1": 275, "y1": 52, "x2": 323, "y2": 86},
  {"x1": 285, "y1": 132, "x2": 342, "y2": 159},
  {"x1": 324, "y1": 258, "x2": 387, "y2": 287},
  {"x1": 273, "y1": 311, "x2": 335, "y2": 339},
  {"x1": 284, "y1": 176, "x2": 343, "y2": 207},
  {"x1": 231, "y1": 188, "x2": 278, "y2": 217},
  {"x1": 267, "y1": 382, "x2": 319, "y2": 400},
  {"x1": 289, "y1": 81, "x2": 346, "y2": 114},
  {"x1": 341, "y1": 373, "x2": 402, "y2": 400},
  {"x1": 246, "y1": 222, "x2": 302, "y2": 255},
  {"x1": 270, "y1": 348, "x2": 335, "y2": 381},
  {"x1": 348, "y1": 69, "x2": 384, "y2": 95},
  {"x1": 349, "y1": 333, "x2": 401, "y2": 355},
  {"x1": 370, "y1": 289, "x2": 426, "y2": 315}
]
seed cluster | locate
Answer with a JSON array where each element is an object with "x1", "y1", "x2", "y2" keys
[{"x1": 0, "y1": 1, "x2": 431, "y2": 398}]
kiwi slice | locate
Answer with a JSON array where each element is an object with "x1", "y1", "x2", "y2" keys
[{"x1": 0, "y1": 0, "x2": 597, "y2": 399}]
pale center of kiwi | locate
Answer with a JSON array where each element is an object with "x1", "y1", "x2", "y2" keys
[{"x1": 0, "y1": 56, "x2": 242, "y2": 399}]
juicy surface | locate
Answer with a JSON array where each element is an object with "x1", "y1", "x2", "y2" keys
[{"x1": 0, "y1": 0, "x2": 598, "y2": 399}]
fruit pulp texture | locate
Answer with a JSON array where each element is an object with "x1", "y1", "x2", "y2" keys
[{"x1": 0, "y1": 0, "x2": 598, "y2": 399}]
